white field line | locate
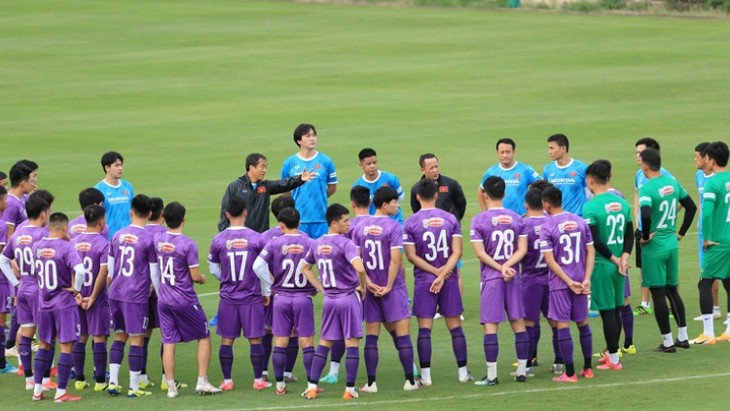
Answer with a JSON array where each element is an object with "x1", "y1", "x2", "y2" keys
[{"x1": 180, "y1": 372, "x2": 730, "y2": 411}]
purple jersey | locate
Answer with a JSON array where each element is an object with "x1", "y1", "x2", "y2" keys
[
  {"x1": 346, "y1": 214, "x2": 369, "y2": 240},
  {"x1": 154, "y1": 232, "x2": 200, "y2": 307},
  {"x1": 539, "y1": 212, "x2": 594, "y2": 290},
  {"x1": 519, "y1": 215, "x2": 550, "y2": 286},
  {"x1": 470, "y1": 208, "x2": 523, "y2": 282},
  {"x1": 2, "y1": 194, "x2": 27, "y2": 228},
  {"x1": 68, "y1": 215, "x2": 110, "y2": 240},
  {"x1": 208, "y1": 227, "x2": 264, "y2": 304},
  {"x1": 32, "y1": 238, "x2": 83, "y2": 311},
  {"x1": 261, "y1": 226, "x2": 309, "y2": 245},
  {"x1": 2, "y1": 225, "x2": 48, "y2": 292},
  {"x1": 108, "y1": 225, "x2": 156, "y2": 303},
  {"x1": 145, "y1": 224, "x2": 167, "y2": 237},
  {"x1": 0, "y1": 219, "x2": 6, "y2": 285},
  {"x1": 71, "y1": 232, "x2": 110, "y2": 301},
  {"x1": 303, "y1": 234, "x2": 361, "y2": 298},
  {"x1": 258, "y1": 233, "x2": 315, "y2": 296},
  {"x1": 403, "y1": 208, "x2": 461, "y2": 283},
  {"x1": 352, "y1": 215, "x2": 405, "y2": 289}
]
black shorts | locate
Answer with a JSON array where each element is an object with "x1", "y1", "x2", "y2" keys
[{"x1": 634, "y1": 229, "x2": 642, "y2": 269}]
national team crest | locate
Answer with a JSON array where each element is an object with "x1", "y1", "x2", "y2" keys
[
  {"x1": 314, "y1": 164, "x2": 322, "y2": 169},
  {"x1": 122, "y1": 190, "x2": 129, "y2": 196},
  {"x1": 283, "y1": 244, "x2": 305, "y2": 255},
  {"x1": 659, "y1": 185, "x2": 675, "y2": 196},
  {"x1": 158, "y1": 242, "x2": 175, "y2": 253},
  {"x1": 121, "y1": 234, "x2": 139, "y2": 244},
  {"x1": 37, "y1": 248, "x2": 55, "y2": 259},
  {"x1": 257, "y1": 186, "x2": 267, "y2": 193},
  {"x1": 570, "y1": 171, "x2": 577, "y2": 177},
  {"x1": 422, "y1": 217, "x2": 444, "y2": 228},
  {"x1": 558, "y1": 221, "x2": 579, "y2": 233},
  {"x1": 491, "y1": 215, "x2": 513, "y2": 226},
  {"x1": 605, "y1": 202, "x2": 623, "y2": 213},
  {"x1": 318, "y1": 245, "x2": 333, "y2": 255},
  {"x1": 363, "y1": 225, "x2": 383, "y2": 236},
  {"x1": 725, "y1": 182, "x2": 730, "y2": 191},
  {"x1": 226, "y1": 238, "x2": 248, "y2": 250},
  {"x1": 514, "y1": 173, "x2": 521, "y2": 179},
  {"x1": 75, "y1": 242, "x2": 92, "y2": 252},
  {"x1": 439, "y1": 186, "x2": 449, "y2": 193}
]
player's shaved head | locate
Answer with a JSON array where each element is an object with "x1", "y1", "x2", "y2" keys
[{"x1": 48, "y1": 212, "x2": 69, "y2": 231}]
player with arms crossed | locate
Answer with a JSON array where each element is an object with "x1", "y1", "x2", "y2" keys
[
  {"x1": 70, "y1": 205, "x2": 112, "y2": 391},
  {"x1": 353, "y1": 187, "x2": 419, "y2": 393},
  {"x1": 405, "y1": 179, "x2": 471, "y2": 386},
  {"x1": 30, "y1": 212, "x2": 85, "y2": 403},
  {"x1": 637, "y1": 148, "x2": 696, "y2": 352},
  {"x1": 695, "y1": 141, "x2": 730, "y2": 343},
  {"x1": 154, "y1": 202, "x2": 220, "y2": 398},
  {"x1": 583, "y1": 161, "x2": 633, "y2": 371},
  {"x1": 107, "y1": 194, "x2": 158, "y2": 397},
  {"x1": 253, "y1": 207, "x2": 315, "y2": 395},
  {"x1": 299, "y1": 203, "x2": 367, "y2": 400},
  {"x1": 471, "y1": 176, "x2": 529, "y2": 386},
  {"x1": 208, "y1": 196, "x2": 269, "y2": 391}
]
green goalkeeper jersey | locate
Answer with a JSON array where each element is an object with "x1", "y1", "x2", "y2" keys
[
  {"x1": 583, "y1": 192, "x2": 633, "y2": 265},
  {"x1": 638, "y1": 174, "x2": 689, "y2": 251},
  {"x1": 701, "y1": 170, "x2": 730, "y2": 244}
]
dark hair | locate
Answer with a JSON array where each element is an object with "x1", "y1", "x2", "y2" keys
[
  {"x1": 48, "y1": 212, "x2": 69, "y2": 230},
  {"x1": 226, "y1": 196, "x2": 247, "y2": 218},
  {"x1": 350, "y1": 186, "x2": 370, "y2": 208},
  {"x1": 8, "y1": 163, "x2": 32, "y2": 187},
  {"x1": 415, "y1": 179, "x2": 437, "y2": 201},
  {"x1": 639, "y1": 147, "x2": 661, "y2": 171},
  {"x1": 29, "y1": 189, "x2": 54, "y2": 207},
  {"x1": 0, "y1": 186, "x2": 6, "y2": 196},
  {"x1": 547, "y1": 134, "x2": 569, "y2": 151},
  {"x1": 25, "y1": 196, "x2": 50, "y2": 220},
  {"x1": 705, "y1": 141, "x2": 729, "y2": 168},
  {"x1": 84, "y1": 204, "x2": 106, "y2": 226},
  {"x1": 245, "y1": 153, "x2": 266, "y2": 172},
  {"x1": 149, "y1": 197, "x2": 164, "y2": 221},
  {"x1": 326, "y1": 203, "x2": 349, "y2": 226},
  {"x1": 541, "y1": 186, "x2": 563, "y2": 207},
  {"x1": 586, "y1": 160, "x2": 612, "y2": 185},
  {"x1": 100, "y1": 151, "x2": 123, "y2": 172},
  {"x1": 482, "y1": 176, "x2": 505, "y2": 200},
  {"x1": 271, "y1": 196, "x2": 295, "y2": 218},
  {"x1": 496, "y1": 138, "x2": 516, "y2": 151},
  {"x1": 0, "y1": 171, "x2": 6, "y2": 181},
  {"x1": 373, "y1": 186, "x2": 399, "y2": 209},
  {"x1": 525, "y1": 188, "x2": 543, "y2": 211},
  {"x1": 418, "y1": 153, "x2": 438, "y2": 168},
  {"x1": 131, "y1": 194, "x2": 152, "y2": 217},
  {"x1": 358, "y1": 148, "x2": 377, "y2": 161},
  {"x1": 530, "y1": 180, "x2": 554, "y2": 191},
  {"x1": 293, "y1": 124, "x2": 316, "y2": 147},
  {"x1": 635, "y1": 137, "x2": 660, "y2": 151},
  {"x1": 19, "y1": 160, "x2": 38, "y2": 172},
  {"x1": 78, "y1": 187, "x2": 105, "y2": 210},
  {"x1": 695, "y1": 142, "x2": 710, "y2": 156},
  {"x1": 163, "y1": 202, "x2": 185, "y2": 229},
  {"x1": 277, "y1": 207, "x2": 300, "y2": 229}
]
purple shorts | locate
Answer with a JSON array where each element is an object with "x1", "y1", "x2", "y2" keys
[
  {"x1": 37, "y1": 306, "x2": 80, "y2": 344},
  {"x1": 480, "y1": 279, "x2": 525, "y2": 324},
  {"x1": 216, "y1": 300, "x2": 265, "y2": 340},
  {"x1": 0, "y1": 283, "x2": 12, "y2": 314},
  {"x1": 321, "y1": 293, "x2": 363, "y2": 341},
  {"x1": 363, "y1": 286, "x2": 410, "y2": 323},
  {"x1": 412, "y1": 278, "x2": 463, "y2": 318},
  {"x1": 158, "y1": 302, "x2": 210, "y2": 344},
  {"x1": 548, "y1": 289, "x2": 588, "y2": 323},
  {"x1": 110, "y1": 299, "x2": 149, "y2": 336},
  {"x1": 521, "y1": 284, "x2": 550, "y2": 323},
  {"x1": 264, "y1": 295, "x2": 273, "y2": 330},
  {"x1": 272, "y1": 295, "x2": 314, "y2": 338},
  {"x1": 16, "y1": 289, "x2": 39, "y2": 326},
  {"x1": 79, "y1": 299, "x2": 111, "y2": 337},
  {"x1": 148, "y1": 292, "x2": 159, "y2": 329}
]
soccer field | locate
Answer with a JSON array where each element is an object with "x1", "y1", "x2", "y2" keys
[{"x1": 2, "y1": 0, "x2": 730, "y2": 409}]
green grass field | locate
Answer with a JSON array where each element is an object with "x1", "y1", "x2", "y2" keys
[{"x1": 2, "y1": 0, "x2": 730, "y2": 409}]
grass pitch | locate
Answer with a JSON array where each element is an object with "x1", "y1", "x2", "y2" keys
[{"x1": 2, "y1": 1, "x2": 730, "y2": 409}]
